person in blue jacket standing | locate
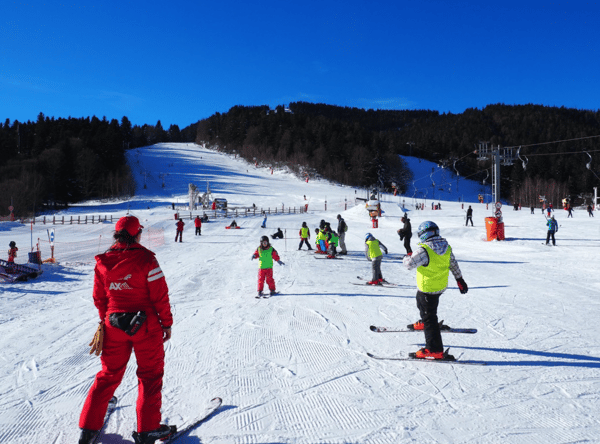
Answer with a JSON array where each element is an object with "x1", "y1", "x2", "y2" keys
[{"x1": 546, "y1": 215, "x2": 558, "y2": 245}]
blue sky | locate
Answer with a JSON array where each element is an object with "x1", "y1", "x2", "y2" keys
[{"x1": 1, "y1": 1, "x2": 599, "y2": 128}]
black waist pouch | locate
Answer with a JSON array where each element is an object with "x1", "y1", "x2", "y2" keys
[{"x1": 109, "y1": 311, "x2": 147, "y2": 336}]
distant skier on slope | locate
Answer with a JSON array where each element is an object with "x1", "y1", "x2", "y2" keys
[
  {"x1": 397, "y1": 213, "x2": 412, "y2": 255},
  {"x1": 298, "y1": 222, "x2": 312, "y2": 250},
  {"x1": 8, "y1": 241, "x2": 18, "y2": 263},
  {"x1": 175, "y1": 218, "x2": 185, "y2": 242},
  {"x1": 364, "y1": 233, "x2": 388, "y2": 285},
  {"x1": 251, "y1": 235, "x2": 284, "y2": 297},
  {"x1": 545, "y1": 215, "x2": 558, "y2": 246},
  {"x1": 336, "y1": 215, "x2": 348, "y2": 255},
  {"x1": 194, "y1": 215, "x2": 202, "y2": 236},
  {"x1": 403, "y1": 221, "x2": 468, "y2": 360}
]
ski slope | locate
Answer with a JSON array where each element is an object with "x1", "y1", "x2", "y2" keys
[{"x1": 1, "y1": 142, "x2": 600, "y2": 444}]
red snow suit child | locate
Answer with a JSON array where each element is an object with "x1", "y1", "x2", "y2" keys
[
  {"x1": 8, "y1": 241, "x2": 18, "y2": 262},
  {"x1": 251, "y1": 235, "x2": 284, "y2": 297},
  {"x1": 194, "y1": 215, "x2": 202, "y2": 236},
  {"x1": 175, "y1": 218, "x2": 185, "y2": 242},
  {"x1": 78, "y1": 216, "x2": 174, "y2": 444}
]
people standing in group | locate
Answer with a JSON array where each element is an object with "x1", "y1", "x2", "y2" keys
[
  {"x1": 397, "y1": 213, "x2": 413, "y2": 256},
  {"x1": 298, "y1": 222, "x2": 312, "y2": 250},
  {"x1": 78, "y1": 216, "x2": 174, "y2": 444},
  {"x1": 175, "y1": 218, "x2": 185, "y2": 243},
  {"x1": 194, "y1": 215, "x2": 202, "y2": 236},
  {"x1": 403, "y1": 221, "x2": 468, "y2": 361},
  {"x1": 251, "y1": 236, "x2": 284, "y2": 297},
  {"x1": 364, "y1": 233, "x2": 388, "y2": 285},
  {"x1": 587, "y1": 204, "x2": 594, "y2": 217},
  {"x1": 465, "y1": 206, "x2": 474, "y2": 226},
  {"x1": 546, "y1": 215, "x2": 558, "y2": 246},
  {"x1": 336, "y1": 215, "x2": 348, "y2": 255},
  {"x1": 8, "y1": 241, "x2": 18, "y2": 263}
]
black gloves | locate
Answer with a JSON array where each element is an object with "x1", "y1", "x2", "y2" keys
[{"x1": 457, "y1": 277, "x2": 468, "y2": 294}]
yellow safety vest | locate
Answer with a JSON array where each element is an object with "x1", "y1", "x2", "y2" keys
[
  {"x1": 258, "y1": 246, "x2": 274, "y2": 269},
  {"x1": 416, "y1": 244, "x2": 451, "y2": 293},
  {"x1": 366, "y1": 240, "x2": 382, "y2": 259}
]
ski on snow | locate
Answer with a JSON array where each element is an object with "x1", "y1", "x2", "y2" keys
[
  {"x1": 370, "y1": 325, "x2": 477, "y2": 334},
  {"x1": 353, "y1": 276, "x2": 400, "y2": 287},
  {"x1": 91, "y1": 396, "x2": 118, "y2": 444},
  {"x1": 255, "y1": 292, "x2": 278, "y2": 299},
  {"x1": 162, "y1": 397, "x2": 223, "y2": 443},
  {"x1": 367, "y1": 351, "x2": 486, "y2": 366}
]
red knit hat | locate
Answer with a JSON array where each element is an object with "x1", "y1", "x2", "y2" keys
[{"x1": 115, "y1": 216, "x2": 143, "y2": 236}]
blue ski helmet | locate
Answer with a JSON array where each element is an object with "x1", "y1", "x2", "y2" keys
[
  {"x1": 365, "y1": 232, "x2": 373, "y2": 242},
  {"x1": 417, "y1": 221, "x2": 439, "y2": 242}
]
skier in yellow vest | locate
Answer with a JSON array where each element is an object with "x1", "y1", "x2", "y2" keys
[
  {"x1": 364, "y1": 233, "x2": 388, "y2": 284},
  {"x1": 298, "y1": 222, "x2": 312, "y2": 250},
  {"x1": 403, "y1": 221, "x2": 468, "y2": 360}
]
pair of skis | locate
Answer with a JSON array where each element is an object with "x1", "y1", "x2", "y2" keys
[
  {"x1": 353, "y1": 276, "x2": 399, "y2": 287},
  {"x1": 255, "y1": 291, "x2": 278, "y2": 299},
  {"x1": 92, "y1": 396, "x2": 222, "y2": 443},
  {"x1": 368, "y1": 323, "x2": 486, "y2": 365}
]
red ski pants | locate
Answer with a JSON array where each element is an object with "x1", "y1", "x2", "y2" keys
[
  {"x1": 257, "y1": 268, "x2": 275, "y2": 292},
  {"x1": 79, "y1": 321, "x2": 165, "y2": 433}
]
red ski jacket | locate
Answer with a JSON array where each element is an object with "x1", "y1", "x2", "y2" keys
[
  {"x1": 176, "y1": 220, "x2": 185, "y2": 231},
  {"x1": 194, "y1": 218, "x2": 202, "y2": 227},
  {"x1": 93, "y1": 242, "x2": 173, "y2": 329}
]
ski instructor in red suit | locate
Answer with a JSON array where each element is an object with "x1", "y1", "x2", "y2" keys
[{"x1": 78, "y1": 215, "x2": 174, "y2": 444}]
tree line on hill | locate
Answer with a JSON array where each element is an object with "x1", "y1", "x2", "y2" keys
[
  {"x1": 2, "y1": 103, "x2": 599, "y2": 217},
  {"x1": 0, "y1": 113, "x2": 195, "y2": 217},
  {"x1": 194, "y1": 102, "x2": 600, "y2": 207}
]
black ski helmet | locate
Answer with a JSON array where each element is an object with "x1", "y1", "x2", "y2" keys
[
  {"x1": 9, "y1": 241, "x2": 16, "y2": 248},
  {"x1": 260, "y1": 235, "x2": 269, "y2": 244}
]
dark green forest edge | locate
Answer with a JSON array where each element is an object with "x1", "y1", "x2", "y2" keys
[{"x1": 2, "y1": 103, "x2": 599, "y2": 217}]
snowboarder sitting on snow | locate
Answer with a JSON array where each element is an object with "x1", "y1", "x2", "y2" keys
[
  {"x1": 229, "y1": 220, "x2": 238, "y2": 228},
  {"x1": 8, "y1": 241, "x2": 18, "y2": 263},
  {"x1": 546, "y1": 215, "x2": 558, "y2": 246},
  {"x1": 403, "y1": 221, "x2": 468, "y2": 360},
  {"x1": 298, "y1": 222, "x2": 312, "y2": 250},
  {"x1": 397, "y1": 213, "x2": 413, "y2": 255},
  {"x1": 271, "y1": 228, "x2": 284, "y2": 239},
  {"x1": 251, "y1": 236, "x2": 284, "y2": 297},
  {"x1": 364, "y1": 233, "x2": 388, "y2": 285}
]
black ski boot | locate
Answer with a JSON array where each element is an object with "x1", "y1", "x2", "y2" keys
[
  {"x1": 78, "y1": 429, "x2": 99, "y2": 444},
  {"x1": 132, "y1": 424, "x2": 176, "y2": 444}
]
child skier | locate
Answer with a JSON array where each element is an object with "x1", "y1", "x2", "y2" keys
[
  {"x1": 251, "y1": 236, "x2": 284, "y2": 298},
  {"x1": 403, "y1": 221, "x2": 468, "y2": 360},
  {"x1": 364, "y1": 233, "x2": 388, "y2": 284},
  {"x1": 8, "y1": 241, "x2": 18, "y2": 263},
  {"x1": 546, "y1": 215, "x2": 558, "y2": 245},
  {"x1": 298, "y1": 222, "x2": 312, "y2": 250}
]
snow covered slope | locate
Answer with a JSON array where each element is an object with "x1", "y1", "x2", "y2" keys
[{"x1": 1, "y1": 143, "x2": 599, "y2": 444}]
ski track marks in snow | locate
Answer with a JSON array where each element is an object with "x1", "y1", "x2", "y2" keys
[{"x1": 3, "y1": 143, "x2": 600, "y2": 443}]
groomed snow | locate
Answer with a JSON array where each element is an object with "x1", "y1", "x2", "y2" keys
[{"x1": 1, "y1": 143, "x2": 599, "y2": 444}]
